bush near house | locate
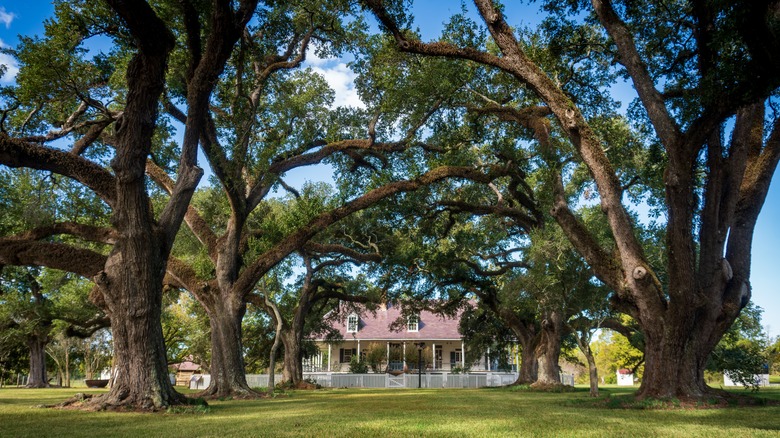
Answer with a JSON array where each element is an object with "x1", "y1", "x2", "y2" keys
[
  {"x1": 365, "y1": 343, "x2": 386, "y2": 373},
  {"x1": 348, "y1": 355, "x2": 368, "y2": 374}
]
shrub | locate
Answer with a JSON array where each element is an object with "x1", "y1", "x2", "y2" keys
[
  {"x1": 365, "y1": 343, "x2": 386, "y2": 373},
  {"x1": 349, "y1": 355, "x2": 368, "y2": 373}
]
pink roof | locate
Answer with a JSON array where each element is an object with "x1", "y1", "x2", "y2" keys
[
  {"x1": 320, "y1": 302, "x2": 463, "y2": 341},
  {"x1": 170, "y1": 360, "x2": 201, "y2": 372}
]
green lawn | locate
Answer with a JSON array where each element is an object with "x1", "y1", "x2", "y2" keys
[{"x1": 1, "y1": 386, "x2": 779, "y2": 437}]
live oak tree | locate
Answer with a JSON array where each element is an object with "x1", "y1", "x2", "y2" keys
[
  {"x1": 0, "y1": 267, "x2": 107, "y2": 388},
  {"x1": 0, "y1": 169, "x2": 107, "y2": 388},
  {"x1": 252, "y1": 210, "x2": 384, "y2": 386},
  {"x1": 0, "y1": 0, "x2": 256, "y2": 409},
  {"x1": 364, "y1": 0, "x2": 780, "y2": 399},
  {"x1": 150, "y1": 3, "x2": 511, "y2": 397}
]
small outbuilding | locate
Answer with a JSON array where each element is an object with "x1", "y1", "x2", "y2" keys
[
  {"x1": 170, "y1": 359, "x2": 202, "y2": 387},
  {"x1": 616, "y1": 368, "x2": 635, "y2": 386}
]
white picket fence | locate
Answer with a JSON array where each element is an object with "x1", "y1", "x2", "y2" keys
[{"x1": 189, "y1": 372, "x2": 575, "y2": 390}]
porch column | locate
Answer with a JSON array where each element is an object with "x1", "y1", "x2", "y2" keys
[
  {"x1": 461, "y1": 341, "x2": 465, "y2": 368},
  {"x1": 328, "y1": 344, "x2": 332, "y2": 372},
  {"x1": 403, "y1": 342, "x2": 407, "y2": 368},
  {"x1": 357, "y1": 340, "x2": 361, "y2": 359},
  {"x1": 386, "y1": 342, "x2": 390, "y2": 371},
  {"x1": 487, "y1": 347, "x2": 491, "y2": 371},
  {"x1": 432, "y1": 343, "x2": 436, "y2": 370}
]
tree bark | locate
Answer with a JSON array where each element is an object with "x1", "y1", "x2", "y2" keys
[
  {"x1": 280, "y1": 330, "x2": 304, "y2": 386},
  {"x1": 635, "y1": 314, "x2": 713, "y2": 399},
  {"x1": 83, "y1": 0, "x2": 185, "y2": 411},
  {"x1": 266, "y1": 296, "x2": 284, "y2": 393},
  {"x1": 199, "y1": 297, "x2": 256, "y2": 397},
  {"x1": 516, "y1": 341, "x2": 538, "y2": 385},
  {"x1": 584, "y1": 345, "x2": 599, "y2": 397},
  {"x1": 533, "y1": 311, "x2": 563, "y2": 386},
  {"x1": 26, "y1": 336, "x2": 49, "y2": 388}
]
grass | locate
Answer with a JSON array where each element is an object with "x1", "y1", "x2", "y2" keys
[
  {"x1": 1, "y1": 386, "x2": 779, "y2": 437},
  {"x1": 770, "y1": 375, "x2": 780, "y2": 384}
]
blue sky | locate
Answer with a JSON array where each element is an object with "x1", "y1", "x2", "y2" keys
[{"x1": 1, "y1": 1, "x2": 778, "y2": 338}]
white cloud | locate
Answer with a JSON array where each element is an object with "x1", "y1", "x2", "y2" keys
[
  {"x1": 0, "y1": 39, "x2": 19, "y2": 84},
  {"x1": 305, "y1": 46, "x2": 333, "y2": 67},
  {"x1": 310, "y1": 63, "x2": 365, "y2": 109},
  {"x1": 0, "y1": 8, "x2": 15, "y2": 29}
]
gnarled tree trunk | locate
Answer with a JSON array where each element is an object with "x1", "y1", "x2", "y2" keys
[
  {"x1": 200, "y1": 297, "x2": 255, "y2": 397},
  {"x1": 26, "y1": 336, "x2": 49, "y2": 388},
  {"x1": 100, "y1": 252, "x2": 184, "y2": 409},
  {"x1": 86, "y1": 0, "x2": 184, "y2": 410},
  {"x1": 533, "y1": 310, "x2": 563, "y2": 386},
  {"x1": 516, "y1": 342, "x2": 538, "y2": 385},
  {"x1": 280, "y1": 329, "x2": 304, "y2": 386}
]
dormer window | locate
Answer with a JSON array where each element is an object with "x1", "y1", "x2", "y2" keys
[
  {"x1": 407, "y1": 314, "x2": 419, "y2": 332},
  {"x1": 347, "y1": 314, "x2": 359, "y2": 333}
]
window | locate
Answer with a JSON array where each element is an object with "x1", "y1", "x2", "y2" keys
[
  {"x1": 339, "y1": 348, "x2": 356, "y2": 363},
  {"x1": 407, "y1": 314, "x2": 419, "y2": 332},
  {"x1": 347, "y1": 314, "x2": 359, "y2": 333}
]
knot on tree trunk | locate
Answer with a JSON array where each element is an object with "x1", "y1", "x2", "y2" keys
[
  {"x1": 721, "y1": 258, "x2": 733, "y2": 281},
  {"x1": 632, "y1": 265, "x2": 647, "y2": 280},
  {"x1": 564, "y1": 109, "x2": 576, "y2": 128}
]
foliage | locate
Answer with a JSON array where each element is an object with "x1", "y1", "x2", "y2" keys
[
  {"x1": 348, "y1": 354, "x2": 368, "y2": 374},
  {"x1": 72, "y1": 329, "x2": 112, "y2": 380},
  {"x1": 161, "y1": 292, "x2": 211, "y2": 371},
  {"x1": 708, "y1": 304, "x2": 768, "y2": 391},
  {"x1": 364, "y1": 343, "x2": 386, "y2": 373},
  {"x1": 458, "y1": 304, "x2": 516, "y2": 371},
  {"x1": 404, "y1": 345, "x2": 431, "y2": 371},
  {"x1": 768, "y1": 337, "x2": 780, "y2": 376},
  {"x1": 592, "y1": 329, "x2": 645, "y2": 384}
]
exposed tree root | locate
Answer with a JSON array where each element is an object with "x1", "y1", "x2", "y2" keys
[
  {"x1": 47, "y1": 389, "x2": 202, "y2": 412},
  {"x1": 195, "y1": 385, "x2": 266, "y2": 400},
  {"x1": 529, "y1": 381, "x2": 575, "y2": 392}
]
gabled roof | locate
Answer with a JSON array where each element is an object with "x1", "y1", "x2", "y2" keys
[
  {"x1": 170, "y1": 360, "x2": 201, "y2": 372},
  {"x1": 320, "y1": 302, "x2": 463, "y2": 341}
]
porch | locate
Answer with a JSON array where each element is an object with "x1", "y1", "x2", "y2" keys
[{"x1": 306, "y1": 340, "x2": 519, "y2": 373}]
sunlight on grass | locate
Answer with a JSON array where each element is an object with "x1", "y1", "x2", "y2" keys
[{"x1": 1, "y1": 386, "x2": 779, "y2": 437}]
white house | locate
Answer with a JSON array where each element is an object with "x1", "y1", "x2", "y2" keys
[
  {"x1": 616, "y1": 368, "x2": 635, "y2": 386},
  {"x1": 723, "y1": 372, "x2": 770, "y2": 387},
  {"x1": 308, "y1": 302, "x2": 517, "y2": 373}
]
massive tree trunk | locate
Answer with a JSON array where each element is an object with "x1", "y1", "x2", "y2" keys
[
  {"x1": 493, "y1": 306, "x2": 539, "y2": 385},
  {"x1": 533, "y1": 310, "x2": 563, "y2": 386},
  {"x1": 100, "y1": 255, "x2": 184, "y2": 408},
  {"x1": 280, "y1": 325, "x2": 305, "y2": 386},
  {"x1": 516, "y1": 342, "x2": 538, "y2": 385},
  {"x1": 85, "y1": 0, "x2": 185, "y2": 410},
  {"x1": 635, "y1": 303, "x2": 729, "y2": 399},
  {"x1": 26, "y1": 336, "x2": 49, "y2": 388},
  {"x1": 200, "y1": 296, "x2": 255, "y2": 397}
]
